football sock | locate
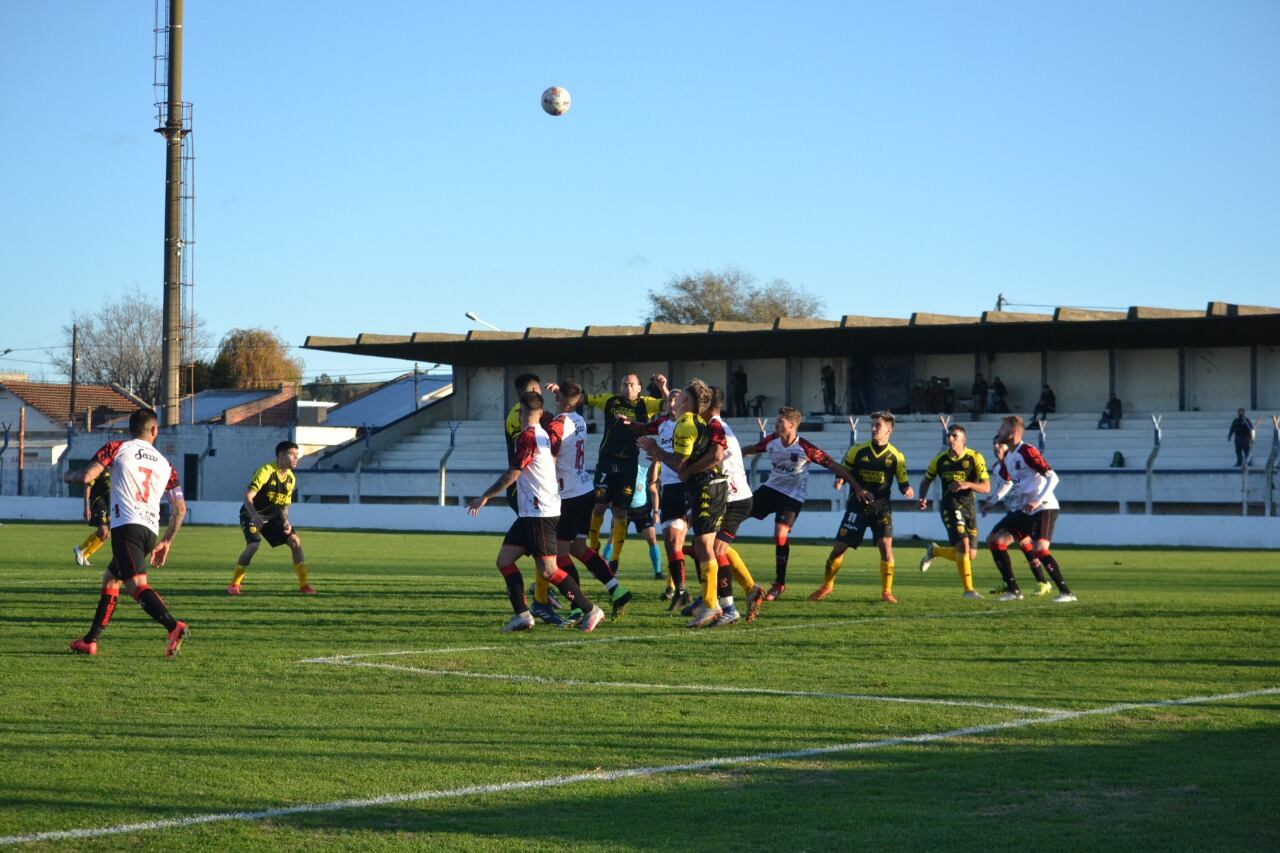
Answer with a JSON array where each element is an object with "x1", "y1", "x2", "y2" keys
[
  {"x1": 957, "y1": 552, "x2": 974, "y2": 592},
  {"x1": 498, "y1": 564, "x2": 528, "y2": 614},
  {"x1": 293, "y1": 562, "x2": 310, "y2": 589},
  {"x1": 717, "y1": 554, "x2": 734, "y2": 608},
  {"x1": 1039, "y1": 552, "x2": 1072, "y2": 594},
  {"x1": 83, "y1": 586, "x2": 120, "y2": 642},
  {"x1": 579, "y1": 548, "x2": 618, "y2": 591},
  {"x1": 649, "y1": 542, "x2": 663, "y2": 576},
  {"x1": 79, "y1": 533, "x2": 102, "y2": 555},
  {"x1": 601, "y1": 541, "x2": 613, "y2": 561},
  {"x1": 934, "y1": 544, "x2": 957, "y2": 562},
  {"x1": 1020, "y1": 541, "x2": 1049, "y2": 583},
  {"x1": 668, "y1": 546, "x2": 687, "y2": 589},
  {"x1": 775, "y1": 531, "x2": 790, "y2": 585},
  {"x1": 699, "y1": 560, "x2": 719, "y2": 609},
  {"x1": 587, "y1": 512, "x2": 605, "y2": 551},
  {"x1": 991, "y1": 544, "x2": 1019, "y2": 592},
  {"x1": 609, "y1": 518, "x2": 628, "y2": 560},
  {"x1": 822, "y1": 553, "x2": 844, "y2": 588},
  {"x1": 879, "y1": 560, "x2": 894, "y2": 595},
  {"x1": 547, "y1": 568, "x2": 594, "y2": 613},
  {"x1": 533, "y1": 573, "x2": 550, "y2": 605},
  {"x1": 726, "y1": 547, "x2": 755, "y2": 592},
  {"x1": 556, "y1": 555, "x2": 581, "y2": 585},
  {"x1": 132, "y1": 585, "x2": 178, "y2": 632},
  {"x1": 231, "y1": 565, "x2": 247, "y2": 587}
]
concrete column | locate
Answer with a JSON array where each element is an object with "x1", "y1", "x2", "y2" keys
[
  {"x1": 1108, "y1": 349, "x2": 1116, "y2": 398},
  {"x1": 784, "y1": 357, "x2": 793, "y2": 407},
  {"x1": 1177, "y1": 348, "x2": 1186, "y2": 411},
  {"x1": 1251, "y1": 345, "x2": 1259, "y2": 409}
]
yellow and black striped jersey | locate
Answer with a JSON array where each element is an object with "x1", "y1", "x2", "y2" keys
[
  {"x1": 924, "y1": 448, "x2": 988, "y2": 507},
  {"x1": 587, "y1": 393, "x2": 662, "y2": 459},
  {"x1": 246, "y1": 462, "x2": 295, "y2": 519},
  {"x1": 842, "y1": 441, "x2": 909, "y2": 501}
]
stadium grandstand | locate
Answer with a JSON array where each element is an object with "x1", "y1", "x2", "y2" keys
[{"x1": 301, "y1": 302, "x2": 1280, "y2": 516}]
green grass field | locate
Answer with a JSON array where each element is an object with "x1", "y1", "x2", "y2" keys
[{"x1": 0, "y1": 521, "x2": 1276, "y2": 850}]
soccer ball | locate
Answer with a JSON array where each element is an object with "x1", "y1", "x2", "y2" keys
[{"x1": 541, "y1": 86, "x2": 571, "y2": 116}]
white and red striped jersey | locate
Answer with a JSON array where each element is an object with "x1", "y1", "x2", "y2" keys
[
  {"x1": 714, "y1": 416, "x2": 752, "y2": 501},
  {"x1": 1004, "y1": 442, "x2": 1059, "y2": 511},
  {"x1": 743, "y1": 433, "x2": 832, "y2": 502},
  {"x1": 93, "y1": 439, "x2": 182, "y2": 534},
  {"x1": 511, "y1": 423, "x2": 561, "y2": 517},
  {"x1": 551, "y1": 412, "x2": 593, "y2": 499}
]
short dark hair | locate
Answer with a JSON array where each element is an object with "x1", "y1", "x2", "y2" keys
[
  {"x1": 871, "y1": 410, "x2": 896, "y2": 426},
  {"x1": 519, "y1": 390, "x2": 544, "y2": 412},
  {"x1": 559, "y1": 380, "x2": 583, "y2": 407},
  {"x1": 276, "y1": 440, "x2": 299, "y2": 456},
  {"x1": 709, "y1": 386, "x2": 726, "y2": 413},
  {"x1": 129, "y1": 409, "x2": 157, "y2": 437},
  {"x1": 948, "y1": 424, "x2": 966, "y2": 436},
  {"x1": 513, "y1": 372, "x2": 540, "y2": 393}
]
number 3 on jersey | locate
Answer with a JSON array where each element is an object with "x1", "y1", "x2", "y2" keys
[{"x1": 135, "y1": 466, "x2": 154, "y2": 503}]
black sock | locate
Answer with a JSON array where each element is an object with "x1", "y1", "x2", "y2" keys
[
  {"x1": 775, "y1": 543, "x2": 790, "y2": 585},
  {"x1": 991, "y1": 548, "x2": 1019, "y2": 593},
  {"x1": 1040, "y1": 554, "x2": 1071, "y2": 594},
  {"x1": 553, "y1": 574, "x2": 594, "y2": 613},
  {"x1": 500, "y1": 567, "x2": 528, "y2": 614},
  {"x1": 135, "y1": 587, "x2": 178, "y2": 632},
  {"x1": 84, "y1": 592, "x2": 119, "y2": 642},
  {"x1": 582, "y1": 551, "x2": 615, "y2": 587},
  {"x1": 563, "y1": 561, "x2": 581, "y2": 584},
  {"x1": 717, "y1": 564, "x2": 732, "y2": 601},
  {"x1": 671, "y1": 555, "x2": 686, "y2": 589},
  {"x1": 1023, "y1": 551, "x2": 1048, "y2": 583}
]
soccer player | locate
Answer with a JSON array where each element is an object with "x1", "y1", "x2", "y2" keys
[
  {"x1": 650, "y1": 388, "x2": 690, "y2": 605},
  {"x1": 814, "y1": 411, "x2": 913, "y2": 603},
  {"x1": 72, "y1": 467, "x2": 111, "y2": 566},
  {"x1": 601, "y1": 453, "x2": 664, "y2": 582},
  {"x1": 468, "y1": 390, "x2": 605, "y2": 633},
  {"x1": 228, "y1": 441, "x2": 313, "y2": 595},
  {"x1": 917, "y1": 422, "x2": 990, "y2": 598},
  {"x1": 981, "y1": 440, "x2": 1054, "y2": 595},
  {"x1": 708, "y1": 387, "x2": 766, "y2": 624},
  {"x1": 63, "y1": 409, "x2": 189, "y2": 656},
  {"x1": 505, "y1": 373, "x2": 560, "y2": 614},
  {"x1": 741, "y1": 407, "x2": 847, "y2": 600},
  {"x1": 545, "y1": 380, "x2": 633, "y2": 622},
  {"x1": 987, "y1": 416, "x2": 1076, "y2": 603},
  {"x1": 584, "y1": 373, "x2": 668, "y2": 555}
]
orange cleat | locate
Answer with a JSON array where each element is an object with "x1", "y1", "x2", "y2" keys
[
  {"x1": 70, "y1": 638, "x2": 97, "y2": 656},
  {"x1": 226, "y1": 584, "x2": 242, "y2": 595},
  {"x1": 298, "y1": 585, "x2": 317, "y2": 595},
  {"x1": 809, "y1": 585, "x2": 833, "y2": 601},
  {"x1": 881, "y1": 591, "x2": 898, "y2": 604},
  {"x1": 764, "y1": 583, "x2": 786, "y2": 602},
  {"x1": 745, "y1": 585, "x2": 766, "y2": 623},
  {"x1": 166, "y1": 621, "x2": 189, "y2": 657}
]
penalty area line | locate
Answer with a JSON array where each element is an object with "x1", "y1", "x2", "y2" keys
[{"x1": 3, "y1": 687, "x2": 1274, "y2": 847}]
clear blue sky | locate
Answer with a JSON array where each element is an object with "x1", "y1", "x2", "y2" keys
[{"x1": 2, "y1": 1, "x2": 1277, "y2": 385}]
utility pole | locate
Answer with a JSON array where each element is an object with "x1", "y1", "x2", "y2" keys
[
  {"x1": 69, "y1": 323, "x2": 78, "y2": 427},
  {"x1": 158, "y1": 0, "x2": 186, "y2": 426},
  {"x1": 16, "y1": 407, "x2": 25, "y2": 496}
]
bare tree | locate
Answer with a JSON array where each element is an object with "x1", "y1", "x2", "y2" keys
[{"x1": 644, "y1": 267, "x2": 825, "y2": 324}]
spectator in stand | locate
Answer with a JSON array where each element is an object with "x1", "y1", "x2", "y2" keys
[
  {"x1": 971, "y1": 373, "x2": 989, "y2": 416},
  {"x1": 820, "y1": 365, "x2": 838, "y2": 414},
  {"x1": 991, "y1": 376, "x2": 1009, "y2": 413},
  {"x1": 1031, "y1": 384, "x2": 1056, "y2": 422},
  {"x1": 730, "y1": 364, "x2": 749, "y2": 417},
  {"x1": 1228, "y1": 409, "x2": 1254, "y2": 467},
  {"x1": 1098, "y1": 395, "x2": 1123, "y2": 429}
]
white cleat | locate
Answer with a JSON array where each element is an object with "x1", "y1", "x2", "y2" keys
[
  {"x1": 998, "y1": 590, "x2": 1024, "y2": 602},
  {"x1": 962, "y1": 590, "x2": 983, "y2": 599},
  {"x1": 580, "y1": 606, "x2": 606, "y2": 633},
  {"x1": 686, "y1": 603, "x2": 723, "y2": 629},
  {"x1": 1053, "y1": 593, "x2": 1078, "y2": 603},
  {"x1": 502, "y1": 612, "x2": 535, "y2": 633},
  {"x1": 73, "y1": 546, "x2": 90, "y2": 567},
  {"x1": 714, "y1": 605, "x2": 741, "y2": 627},
  {"x1": 919, "y1": 542, "x2": 935, "y2": 573}
]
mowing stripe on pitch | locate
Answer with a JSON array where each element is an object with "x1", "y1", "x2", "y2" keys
[{"x1": 3, "y1": 687, "x2": 1274, "y2": 847}]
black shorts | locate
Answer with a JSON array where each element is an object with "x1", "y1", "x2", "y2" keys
[
  {"x1": 240, "y1": 511, "x2": 292, "y2": 548},
  {"x1": 749, "y1": 485, "x2": 803, "y2": 524},
  {"x1": 627, "y1": 503, "x2": 655, "y2": 533},
  {"x1": 992, "y1": 511, "x2": 1035, "y2": 542},
  {"x1": 107, "y1": 523, "x2": 157, "y2": 581},
  {"x1": 717, "y1": 497, "x2": 754, "y2": 542},
  {"x1": 939, "y1": 501, "x2": 979, "y2": 547},
  {"x1": 87, "y1": 497, "x2": 110, "y2": 528},
  {"x1": 835, "y1": 500, "x2": 893, "y2": 548},
  {"x1": 503, "y1": 516, "x2": 559, "y2": 558},
  {"x1": 689, "y1": 477, "x2": 728, "y2": 537},
  {"x1": 1031, "y1": 508, "x2": 1058, "y2": 541},
  {"x1": 659, "y1": 483, "x2": 689, "y2": 524},
  {"x1": 556, "y1": 492, "x2": 596, "y2": 541},
  {"x1": 593, "y1": 456, "x2": 638, "y2": 510}
]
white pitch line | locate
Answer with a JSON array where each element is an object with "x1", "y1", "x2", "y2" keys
[
  {"x1": 3, "y1": 687, "x2": 1274, "y2": 847},
  {"x1": 301, "y1": 608, "x2": 1005, "y2": 663},
  {"x1": 322, "y1": 658, "x2": 1066, "y2": 714}
]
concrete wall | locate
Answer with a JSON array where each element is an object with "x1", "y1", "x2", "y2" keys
[
  {"x1": 792, "y1": 357, "x2": 843, "y2": 416},
  {"x1": 504, "y1": 363, "x2": 558, "y2": 409},
  {"x1": 1261, "y1": 346, "x2": 1280, "y2": 409},
  {"x1": 984, "y1": 351, "x2": 1040, "y2": 413},
  {"x1": 1187, "y1": 347, "x2": 1251, "y2": 412},
  {"x1": 1047, "y1": 349, "x2": 1108, "y2": 413},
  {"x1": 464, "y1": 367, "x2": 505, "y2": 421},
  {"x1": 1116, "y1": 349, "x2": 1178, "y2": 413},
  {"x1": 733, "y1": 358, "x2": 786, "y2": 415}
]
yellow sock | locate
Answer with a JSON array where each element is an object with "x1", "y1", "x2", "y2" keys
[
  {"x1": 822, "y1": 553, "x2": 844, "y2": 588},
  {"x1": 700, "y1": 560, "x2": 718, "y2": 607},
  {"x1": 934, "y1": 545, "x2": 957, "y2": 562},
  {"x1": 610, "y1": 518, "x2": 628, "y2": 560},
  {"x1": 666, "y1": 572, "x2": 676, "y2": 592},
  {"x1": 880, "y1": 560, "x2": 894, "y2": 594},
  {"x1": 957, "y1": 552, "x2": 974, "y2": 592},
  {"x1": 534, "y1": 574, "x2": 550, "y2": 605},
  {"x1": 726, "y1": 547, "x2": 755, "y2": 592},
  {"x1": 87, "y1": 535, "x2": 109, "y2": 557},
  {"x1": 231, "y1": 565, "x2": 247, "y2": 587},
  {"x1": 79, "y1": 533, "x2": 101, "y2": 554},
  {"x1": 293, "y1": 562, "x2": 310, "y2": 588},
  {"x1": 587, "y1": 512, "x2": 604, "y2": 551}
]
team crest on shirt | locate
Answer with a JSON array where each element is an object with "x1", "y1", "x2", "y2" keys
[
  {"x1": 885, "y1": 457, "x2": 893, "y2": 469},
  {"x1": 790, "y1": 451, "x2": 800, "y2": 462}
]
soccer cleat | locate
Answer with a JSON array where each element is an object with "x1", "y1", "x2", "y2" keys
[
  {"x1": 528, "y1": 584, "x2": 564, "y2": 610},
  {"x1": 73, "y1": 546, "x2": 91, "y2": 567},
  {"x1": 809, "y1": 585, "x2": 833, "y2": 602},
  {"x1": 563, "y1": 607, "x2": 585, "y2": 628},
  {"x1": 989, "y1": 584, "x2": 1005, "y2": 595},
  {"x1": 919, "y1": 542, "x2": 935, "y2": 573},
  {"x1": 70, "y1": 638, "x2": 97, "y2": 656},
  {"x1": 714, "y1": 605, "x2": 741, "y2": 627},
  {"x1": 668, "y1": 588, "x2": 692, "y2": 613},
  {"x1": 962, "y1": 590, "x2": 983, "y2": 599},
  {"x1": 609, "y1": 586, "x2": 632, "y2": 620},
  {"x1": 226, "y1": 584, "x2": 242, "y2": 596},
  {"x1": 881, "y1": 591, "x2": 898, "y2": 604},
  {"x1": 580, "y1": 606, "x2": 606, "y2": 633},
  {"x1": 1053, "y1": 593, "x2": 1078, "y2": 603},
  {"x1": 1034, "y1": 581, "x2": 1053, "y2": 597},
  {"x1": 998, "y1": 590, "x2": 1024, "y2": 602},
  {"x1": 165, "y1": 621, "x2": 190, "y2": 657},
  {"x1": 659, "y1": 587, "x2": 674, "y2": 602},
  {"x1": 503, "y1": 611, "x2": 536, "y2": 633},
  {"x1": 681, "y1": 596, "x2": 703, "y2": 617},
  {"x1": 686, "y1": 603, "x2": 723, "y2": 629},
  {"x1": 764, "y1": 583, "x2": 786, "y2": 602},
  {"x1": 530, "y1": 601, "x2": 565, "y2": 626},
  {"x1": 653, "y1": 567, "x2": 665, "y2": 580},
  {"x1": 745, "y1": 585, "x2": 766, "y2": 623},
  {"x1": 298, "y1": 584, "x2": 317, "y2": 595}
]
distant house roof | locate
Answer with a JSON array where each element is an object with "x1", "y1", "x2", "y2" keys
[
  {"x1": 176, "y1": 389, "x2": 276, "y2": 423},
  {"x1": 0, "y1": 380, "x2": 139, "y2": 429},
  {"x1": 322, "y1": 373, "x2": 452, "y2": 428}
]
